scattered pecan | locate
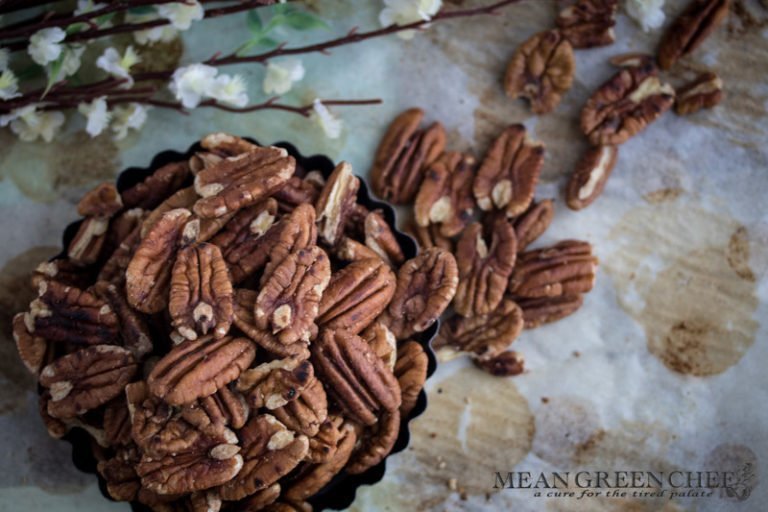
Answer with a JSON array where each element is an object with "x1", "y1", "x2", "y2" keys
[
  {"x1": 317, "y1": 258, "x2": 396, "y2": 335},
  {"x1": 580, "y1": 62, "x2": 675, "y2": 146},
  {"x1": 12, "y1": 312, "x2": 49, "y2": 374},
  {"x1": 565, "y1": 145, "x2": 619, "y2": 210},
  {"x1": 439, "y1": 299, "x2": 524, "y2": 360},
  {"x1": 315, "y1": 161, "x2": 360, "y2": 246},
  {"x1": 473, "y1": 125, "x2": 545, "y2": 217},
  {"x1": 504, "y1": 30, "x2": 575, "y2": 114},
  {"x1": 364, "y1": 210, "x2": 406, "y2": 266},
  {"x1": 414, "y1": 152, "x2": 476, "y2": 238},
  {"x1": 474, "y1": 351, "x2": 526, "y2": 377},
  {"x1": 347, "y1": 410, "x2": 400, "y2": 474},
  {"x1": 67, "y1": 217, "x2": 109, "y2": 265},
  {"x1": 393, "y1": 341, "x2": 428, "y2": 418},
  {"x1": 556, "y1": 0, "x2": 618, "y2": 48},
  {"x1": 40, "y1": 345, "x2": 137, "y2": 419},
  {"x1": 513, "y1": 199, "x2": 554, "y2": 251},
  {"x1": 517, "y1": 294, "x2": 585, "y2": 328},
  {"x1": 509, "y1": 240, "x2": 598, "y2": 298},
  {"x1": 272, "y1": 377, "x2": 328, "y2": 438},
  {"x1": 148, "y1": 335, "x2": 256, "y2": 406},
  {"x1": 199, "y1": 386, "x2": 250, "y2": 430},
  {"x1": 121, "y1": 161, "x2": 191, "y2": 210},
  {"x1": 453, "y1": 219, "x2": 517, "y2": 318},
  {"x1": 193, "y1": 146, "x2": 295, "y2": 218},
  {"x1": 407, "y1": 220, "x2": 454, "y2": 252},
  {"x1": 657, "y1": 0, "x2": 730, "y2": 70},
  {"x1": 78, "y1": 182, "x2": 124, "y2": 218},
  {"x1": 236, "y1": 357, "x2": 314, "y2": 410},
  {"x1": 675, "y1": 71, "x2": 724, "y2": 115},
  {"x1": 370, "y1": 108, "x2": 446, "y2": 204},
  {"x1": 382, "y1": 248, "x2": 458, "y2": 339},
  {"x1": 93, "y1": 281, "x2": 153, "y2": 359},
  {"x1": 312, "y1": 329, "x2": 401, "y2": 426}
]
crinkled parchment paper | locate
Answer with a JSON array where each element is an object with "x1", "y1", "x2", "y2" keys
[{"x1": 0, "y1": 1, "x2": 766, "y2": 510}]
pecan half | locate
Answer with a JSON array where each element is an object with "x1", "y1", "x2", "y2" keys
[
  {"x1": 315, "y1": 161, "x2": 360, "y2": 246},
  {"x1": 170, "y1": 243, "x2": 234, "y2": 341},
  {"x1": 509, "y1": 240, "x2": 598, "y2": 298},
  {"x1": 104, "y1": 397, "x2": 133, "y2": 446},
  {"x1": 474, "y1": 350, "x2": 525, "y2": 377},
  {"x1": 236, "y1": 357, "x2": 314, "y2": 410},
  {"x1": 504, "y1": 30, "x2": 575, "y2": 114},
  {"x1": 317, "y1": 258, "x2": 396, "y2": 335},
  {"x1": 99, "y1": 226, "x2": 141, "y2": 284},
  {"x1": 199, "y1": 386, "x2": 250, "y2": 430},
  {"x1": 78, "y1": 182, "x2": 124, "y2": 218},
  {"x1": 67, "y1": 217, "x2": 109, "y2": 265},
  {"x1": 382, "y1": 248, "x2": 458, "y2": 339},
  {"x1": 148, "y1": 335, "x2": 256, "y2": 406},
  {"x1": 272, "y1": 377, "x2": 328, "y2": 438},
  {"x1": 439, "y1": 299, "x2": 524, "y2": 360},
  {"x1": 189, "y1": 152, "x2": 224, "y2": 175},
  {"x1": 407, "y1": 221, "x2": 454, "y2": 252},
  {"x1": 217, "y1": 415, "x2": 309, "y2": 501},
  {"x1": 517, "y1": 294, "x2": 584, "y2": 328},
  {"x1": 200, "y1": 132, "x2": 259, "y2": 156},
  {"x1": 332, "y1": 236, "x2": 384, "y2": 263},
  {"x1": 12, "y1": 312, "x2": 49, "y2": 374},
  {"x1": 513, "y1": 199, "x2": 554, "y2": 251},
  {"x1": 675, "y1": 71, "x2": 723, "y2": 115},
  {"x1": 193, "y1": 146, "x2": 295, "y2": 218},
  {"x1": 40, "y1": 345, "x2": 137, "y2": 419},
  {"x1": 93, "y1": 281, "x2": 153, "y2": 359},
  {"x1": 307, "y1": 415, "x2": 343, "y2": 463},
  {"x1": 98, "y1": 446, "x2": 141, "y2": 502},
  {"x1": 364, "y1": 210, "x2": 406, "y2": 266},
  {"x1": 657, "y1": 0, "x2": 730, "y2": 70},
  {"x1": 311, "y1": 329, "x2": 401, "y2": 426},
  {"x1": 453, "y1": 220, "x2": 517, "y2": 318},
  {"x1": 566, "y1": 145, "x2": 619, "y2": 210},
  {"x1": 263, "y1": 203, "x2": 318, "y2": 279},
  {"x1": 362, "y1": 321, "x2": 397, "y2": 370},
  {"x1": 121, "y1": 161, "x2": 191, "y2": 210},
  {"x1": 370, "y1": 108, "x2": 446, "y2": 204},
  {"x1": 394, "y1": 341, "x2": 428, "y2": 417},
  {"x1": 473, "y1": 125, "x2": 545, "y2": 217},
  {"x1": 580, "y1": 63, "x2": 675, "y2": 146},
  {"x1": 556, "y1": 0, "x2": 618, "y2": 48},
  {"x1": 347, "y1": 410, "x2": 400, "y2": 474},
  {"x1": 126, "y1": 208, "x2": 193, "y2": 313},
  {"x1": 32, "y1": 258, "x2": 94, "y2": 289},
  {"x1": 414, "y1": 152, "x2": 476, "y2": 238}
]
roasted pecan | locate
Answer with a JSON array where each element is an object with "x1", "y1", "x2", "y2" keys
[
  {"x1": 439, "y1": 299, "x2": 524, "y2": 360},
  {"x1": 364, "y1": 210, "x2": 406, "y2": 266},
  {"x1": 347, "y1": 410, "x2": 400, "y2": 474},
  {"x1": 675, "y1": 71, "x2": 723, "y2": 115},
  {"x1": 126, "y1": 381, "x2": 172, "y2": 450},
  {"x1": 98, "y1": 445, "x2": 141, "y2": 501},
  {"x1": 393, "y1": 341, "x2": 428, "y2": 417},
  {"x1": 657, "y1": 0, "x2": 730, "y2": 70},
  {"x1": 201, "y1": 132, "x2": 259, "y2": 156},
  {"x1": 104, "y1": 207, "x2": 144, "y2": 254},
  {"x1": 307, "y1": 416, "x2": 343, "y2": 464},
  {"x1": 473, "y1": 125, "x2": 545, "y2": 217},
  {"x1": 40, "y1": 345, "x2": 137, "y2": 419},
  {"x1": 509, "y1": 240, "x2": 598, "y2": 298},
  {"x1": 517, "y1": 294, "x2": 584, "y2": 328},
  {"x1": 362, "y1": 321, "x2": 397, "y2": 370},
  {"x1": 317, "y1": 258, "x2": 396, "y2": 335},
  {"x1": 315, "y1": 161, "x2": 360, "y2": 246},
  {"x1": 414, "y1": 152, "x2": 476, "y2": 238},
  {"x1": 474, "y1": 350, "x2": 525, "y2": 377},
  {"x1": 556, "y1": 0, "x2": 617, "y2": 48},
  {"x1": 99, "y1": 226, "x2": 141, "y2": 284},
  {"x1": 193, "y1": 146, "x2": 295, "y2": 218},
  {"x1": 78, "y1": 182, "x2": 123, "y2": 218},
  {"x1": 148, "y1": 335, "x2": 256, "y2": 406},
  {"x1": 273, "y1": 175, "x2": 323, "y2": 213},
  {"x1": 121, "y1": 161, "x2": 191, "y2": 210},
  {"x1": 381, "y1": 248, "x2": 458, "y2": 339},
  {"x1": 12, "y1": 312, "x2": 49, "y2": 374},
  {"x1": 169, "y1": 243, "x2": 234, "y2": 341},
  {"x1": 218, "y1": 414, "x2": 309, "y2": 501},
  {"x1": 38, "y1": 393, "x2": 69, "y2": 438},
  {"x1": 189, "y1": 152, "x2": 224, "y2": 175},
  {"x1": 104, "y1": 397, "x2": 133, "y2": 446},
  {"x1": 187, "y1": 491, "x2": 222, "y2": 512},
  {"x1": 407, "y1": 220, "x2": 454, "y2": 252},
  {"x1": 236, "y1": 357, "x2": 314, "y2": 410},
  {"x1": 127, "y1": 208, "x2": 193, "y2": 313},
  {"x1": 504, "y1": 30, "x2": 575, "y2": 114},
  {"x1": 67, "y1": 217, "x2": 109, "y2": 265},
  {"x1": 566, "y1": 145, "x2": 619, "y2": 210},
  {"x1": 453, "y1": 220, "x2": 517, "y2": 317},
  {"x1": 93, "y1": 281, "x2": 153, "y2": 359},
  {"x1": 332, "y1": 237, "x2": 384, "y2": 263},
  {"x1": 255, "y1": 246, "x2": 330, "y2": 345},
  {"x1": 199, "y1": 386, "x2": 250, "y2": 430},
  {"x1": 272, "y1": 377, "x2": 328, "y2": 438},
  {"x1": 311, "y1": 329, "x2": 401, "y2": 426},
  {"x1": 513, "y1": 199, "x2": 554, "y2": 251},
  {"x1": 238, "y1": 484, "x2": 281, "y2": 511},
  {"x1": 263, "y1": 203, "x2": 318, "y2": 279},
  {"x1": 32, "y1": 258, "x2": 94, "y2": 289},
  {"x1": 370, "y1": 108, "x2": 446, "y2": 204},
  {"x1": 580, "y1": 63, "x2": 675, "y2": 146}
]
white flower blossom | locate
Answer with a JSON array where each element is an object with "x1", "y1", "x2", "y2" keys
[
  {"x1": 379, "y1": 0, "x2": 442, "y2": 39},
  {"x1": 111, "y1": 103, "x2": 148, "y2": 140},
  {"x1": 47, "y1": 45, "x2": 85, "y2": 83},
  {"x1": 209, "y1": 74, "x2": 248, "y2": 107},
  {"x1": 0, "y1": 69, "x2": 20, "y2": 100},
  {"x1": 0, "y1": 48, "x2": 9, "y2": 71},
  {"x1": 96, "y1": 46, "x2": 141, "y2": 85},
  {"x1": 2, "y1": 105, "x2": 66, "y2": 142},
  {"x1": 625, "y1": 0, "x2": 666, "y2": 32},
  {"x1": 157, "y1": 1, "x2": 204, "y2": 30},
  {"x1": 78, "y1": 97, "x2": 111, "y2": 137},
  {"x1": 28, "y1": 27, "x2": 66, "y2": 66},
  {"x1": 126, "y1": 12, "x2": 179, "y2": 45},
  {"x1": 169, "y1": 63, "x2": 218, "y2": 108},
  {"x1": 263, "y1": 59, "x2": 305, "y2": 95},
  {"x1": 311, "y1": 99, "x2": 342, "y2": 139}
]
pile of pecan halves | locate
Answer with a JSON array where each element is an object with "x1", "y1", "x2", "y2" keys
[
  {"x1": 369, "y1": 108, "x2": 599, "y2": 377},
  {"x1": 502, "y1": 0, "x2": 728, "y2": 210},
  {"x1": 12, "y1": 133, "x2": 461, "y2": 511}
]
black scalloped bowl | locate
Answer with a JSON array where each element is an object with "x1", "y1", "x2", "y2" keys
[{"x1": 56, "y1": 139, "x2": 438, "y2": 511}]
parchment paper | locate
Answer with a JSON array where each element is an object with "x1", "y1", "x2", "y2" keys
[{"x1": 0, "y1": 1, "x2": 766, "y2": 511}]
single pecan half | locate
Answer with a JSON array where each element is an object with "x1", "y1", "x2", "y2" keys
[
  {"x1": 566, "y1": 145, "x2": 619, "y2": 210},
  {"x1": 393, "y1": 341, "x2": 428, "y2": 418},
  {"x1": 315, "y1": 161, "x2": 360, "y2": 246},
  {"x1": 40, "y1": 345, "x2": 137, "y2": 419},
  {"x1": 407, "y1": 220, "x2": 454, "y2": 252},
  {"x1": 121, "y1": 161, "x2": 191, "y2": 210},
  {"x1": 510, "y1": 240, "x2": 598, "y2": 298},
  {"x1": 12, "y1": 312, "x2": 49, "y2": 374},
  {"x1": 580, "y1": 62, "x2": 675, "y2": 146},
  {"x1": 556, "y1": 0, "x2": 618, "y2": 48},
  {"x1": 104, "y1": 397, "x2": 133, "y2": 446},
  {"x1": 473, "y1": 125, "x2": 545, "y2": 217},
  {"x1": 675, "y1": 71, "x2": 723, "y2": 115},
  {"x1": 657, "y1": 0, "x2": 730, "y2": 70},
  {"x1": 200, "y1": 132, "x2": 259, "y2": 156},
  {"x1": 311, "y1": 329, "x2": 401, "y2": 426},
  {"x1": 453, "y1": 220, "x2": 517, "y2": 318},
  {"x1": 474, "y1": 350, "x2": 526, "y2": 377},
  {"x1": 189, "y1": 152, "x2": 224, "y2": 175},
  {"x1": 169, "y1": 243, "x2": 234, "y2": 341},
  {"x1": 217, "y1": 414, "x2": 309, "y2": 501},
  {"x1": 148, "y1": 335, "x2": 256, "y2": 406},
  {"x1": 382, "y1": 248, "x2": 458, "y2": 339},
  {"x1": 78, "y1": 182, "x2": 124, "y2": 218},
  {"x1": 67, "y1": 217, "x2": 109, "y2": 265},
  {"x1": 364, "y1": 210, "x2": 406, "y2": 267},
  {"x1": 317, "y1": 258, "x2": 396, "y2": 335},
  {"x1": 98, "y1": 445, "x2": 141, "y2": 502},
  {"x1": 517, "y1": 294, "x2": 585, "y2": 328},
  {"x1": 504, "y1": 30, "x2": 575, "y2": 114},
  {"x1": 93, "y1": 281, "x2": 153, "y2": 359},
  {"x1": 272, "y1": 377, "x2": 328, "y2": 438},
  {"x1": 332, "y1": 236, "x2": 385, "y2": 263},
  {"x1": 370, "y1": 108, "x2": 446, "y2": 204},
  {"x1": 127, "y1": 208, "x2": 193, "y2": 313},
  {"x1": 193, "y1": 146, "x2": 295, "y2": 218},
  {"x1": 236, "y1": 357, "x2": 314, "y2": 410},
  {"x1": 199, "y1": 386, "x2": 250, "y2": 430},
  {"x1": 347, "y1": 410, "x2": 400, "y2": 474},
  {"x1": 513, "y1": 199, "x2": 554, "y2": 251},
  {"x1": 273, "y1": 175, "x2": 323, "y2": 213},
  {"x1": 263, "y1": 203, "x2": 318, "y2": 279},
  {"x1": 439, "y1": 299, "x2": 524, "y2": 360},
  {"x1": 414, "y1": 152, "x2": 477, "y2": 238}
]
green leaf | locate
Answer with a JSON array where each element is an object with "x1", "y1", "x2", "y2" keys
[
  {"x1": 42, "y1": 57, "x2": 65, "y2": 98},
  {"x1": 255, "y1": 36, "x2": 280, "y2": 48},
  {"x1": 246, "y1": 9, "x2": 264, "y2": 35},
  {"x1": 283, "y1": 11, "x2": 330, "y2": 31},
  {"x1": 66, "y1": 22, "x2": 87, "y2": 35}
]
